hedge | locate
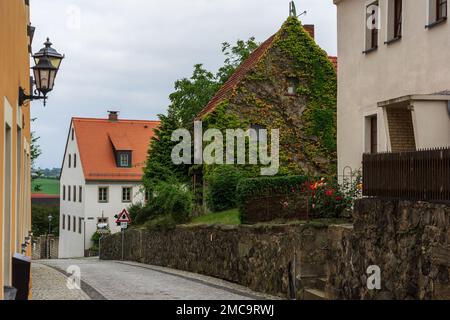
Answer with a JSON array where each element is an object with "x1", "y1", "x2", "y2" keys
[{"x1": 237, "y1": 175, "x2": 309, "y2": 223}]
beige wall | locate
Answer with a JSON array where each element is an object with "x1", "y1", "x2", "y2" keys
[
  {"x1": 413, "y1": 100, "x2": 450, "y2": 149},
  {"x1": 0, "y1": 0, "x2": 32, "y2": 299},
  {"x1": 334, "y1": 0, "x2": 450, "y2": 173}
]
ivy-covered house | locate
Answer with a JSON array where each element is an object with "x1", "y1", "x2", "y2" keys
[{"x1": 196, "y1": 17, "x2": 337, "y2": 177}]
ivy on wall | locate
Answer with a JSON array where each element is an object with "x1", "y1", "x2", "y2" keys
[{"x1": 202, "y1": 16, "x2": 337, "y2": 177}]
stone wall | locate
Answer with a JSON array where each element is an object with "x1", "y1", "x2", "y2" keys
[
  {"x1": 327, "y1": 199, "x2": 450, "y2": 300},
  {"x1": 32, "y1": 235, "x2": 59, "y2": 260},
  {"x1": 100, "y1": 224, "x2": 329, "y2": 299}
]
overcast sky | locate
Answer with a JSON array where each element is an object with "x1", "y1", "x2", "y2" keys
[{"x1": 30, "y1": 0, "x2": 337, "y2": 169}]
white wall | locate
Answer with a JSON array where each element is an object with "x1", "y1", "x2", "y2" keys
[
  {"x1": 84, "y1": 183, "x2": 144, "y2": 237},
  {"x1": 335, "y1": 0, "x2": 450, "y2": 173},
  {"x1": 59, "y1": 122, "x2": 86, "y2": 258}
]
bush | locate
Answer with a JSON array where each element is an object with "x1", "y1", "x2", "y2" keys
[
  {"x1": 132, "y1": 182, "x2": 193, "y2": 226},
  {"x1": 91, "y1": 228, "x2": 111, "y2": 250},
  {"x1": 144, "y1": 215, "x2": 177, "y2": 231},
  {"x1": 206, "y1": 166, "x2": 243, "y2": 212},
  {"x1": 236, "y1": 175, "x2": 308, "y2": 223},
  {"x1": 153, "y1": 182, "x2": 193, "y2": 224}
]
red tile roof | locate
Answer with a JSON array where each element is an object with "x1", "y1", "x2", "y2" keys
[
  {"x1": 196, "y1": 27, "x2": 337, "y2": 120},
  {"x1": 72, "y1": 117, "x2": 160, "y2": 182}
]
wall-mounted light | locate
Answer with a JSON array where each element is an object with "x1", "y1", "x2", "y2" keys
[{"x1": 19, "y1": 38, "x2": 64, "y2": 107}]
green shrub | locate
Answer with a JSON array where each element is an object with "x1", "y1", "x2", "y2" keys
[
  {"x1": 128, "y1": 202, "x2": 144, "y2": 222},
  {"x1": 144, "y1": 215, "x2": 177, "y2": 231},
  {"x1": 31, "y1": 205, "x2": 60, "y2": 237},
  {"x1": 91, "y1": 228, "x2": 110, "y2": 250},
  {"x1": 153, "y1": 182, "x2": 193, "y2": 224},
  {"x1": 206, "y1": 166, "x2": 243, "y2": 212}
]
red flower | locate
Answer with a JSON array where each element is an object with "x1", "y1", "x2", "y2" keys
[
  {"x1": 336, "y1": 196, "x2": 343, "y2": 201},
  {"x1": 325, "y1": 189, "x2": 334, "y2": 197}
]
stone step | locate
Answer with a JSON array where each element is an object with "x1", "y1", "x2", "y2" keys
[
  {"x1": 316, "y1": 277, "x2": 327, "y2": 291},
  {"x1": 303, "y1": 288, "x2": 327, "y2": 300}
]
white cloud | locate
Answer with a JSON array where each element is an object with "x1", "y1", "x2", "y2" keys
[{"x1": 30, "y1": 0, "x2": 336, "y2": 168}]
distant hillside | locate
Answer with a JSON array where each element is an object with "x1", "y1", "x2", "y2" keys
[{"x1": 32, "y1": 178, "x2": 60, "y2": 195}]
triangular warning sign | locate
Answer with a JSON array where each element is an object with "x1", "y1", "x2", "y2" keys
[{"x1": 116, "y1": 209, "x2": 131, "y2": 224}]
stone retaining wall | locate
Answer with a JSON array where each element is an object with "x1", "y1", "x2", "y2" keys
[
  {"x1": 327, "y1": 199, "x2": 450, "y2": 300},
  {"x1": 100, "y1": 223, "x2": 329, "y2": 299}
]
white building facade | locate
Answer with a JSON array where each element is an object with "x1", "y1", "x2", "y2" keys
[
  {"x1": 334, "y1": 0, "x2": 450, "y2": 174},
  {"x1": 58, "y1": 112, "x2": 159, "y2": 258}
]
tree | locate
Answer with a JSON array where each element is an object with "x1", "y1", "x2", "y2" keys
[
  {"x1": 30, "y1": 120, "x2": 44, "y2": 192},
  {"x1": 143, "y1": 38, "x2": 259, "y2": 191}
]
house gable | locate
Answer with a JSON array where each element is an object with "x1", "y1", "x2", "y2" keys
[{"x1": 199, "y1": 17, "x2": 338, "y2": 176}]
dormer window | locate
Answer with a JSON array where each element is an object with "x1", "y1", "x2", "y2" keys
[{"x1": 117, "y1": 151, "x2": 132, "y2": 168}]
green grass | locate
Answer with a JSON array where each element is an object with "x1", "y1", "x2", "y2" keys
[
  {"x1": 189, "y1": 209, "x2": 241, "y2": 226},
  {"x1": 31, "y1": 178, "x2": 60, "y2": 195}
]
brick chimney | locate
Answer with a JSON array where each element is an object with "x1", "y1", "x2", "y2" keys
[
  {"x1": 304, "y1": 24, "x2": 315, "y2": 39},
  {"x1": 108, "y1": 111, "x2": 119, "y2": 121}
]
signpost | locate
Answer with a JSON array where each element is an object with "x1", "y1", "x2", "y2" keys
[{"x1": 115, "y1": 209, "x2": 132, "y2": 261}]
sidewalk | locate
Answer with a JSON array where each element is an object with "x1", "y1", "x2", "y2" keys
[{"x1": 31, "y1": 262, "x2": 90, "y2": 300}]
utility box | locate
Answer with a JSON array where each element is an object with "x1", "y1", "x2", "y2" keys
[{"x1": 12, "y1": 254, "x2": 31, "y2": 300}]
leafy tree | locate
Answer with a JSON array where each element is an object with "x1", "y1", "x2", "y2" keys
[
  {"x1": 31, "y1": 205, "x2": 60, "y2": 237},
  {"x1": 30, "y1": 119, "x2": 44, "y2": 192},
  {"x1": 143, "y1": 38, "x2": 258, "y2": 191}
]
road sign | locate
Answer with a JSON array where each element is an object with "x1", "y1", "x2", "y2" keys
[
  {"x1": 115, "y1": 209, "x2": 131, "y2": 224},
  {"x1": 120, "y1": 222, "x2": 128, "y2": 230}
]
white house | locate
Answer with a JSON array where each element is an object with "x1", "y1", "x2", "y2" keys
[
  {"x1": 334, "y1": 0, "x2": 450, "y2": 174},
  {"x1": 58, "y1": 111, "x2": 159, "y2": 258}
]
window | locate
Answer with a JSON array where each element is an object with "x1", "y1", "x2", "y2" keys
[
  {"x1": 118, "y1": 152, "x2": 131, "y2": 168},
  {"x1": 365, "y1": 1, "x2": 379, "y2": 52},
  {"x1": 437, "y1": 0, "x2": 448, "y2": 20},
  {"x1": 98, "y1": 187, "x2": 109, "y2": 203},
  {"x1": 387, "y1": 0, "x2": 403, "y2": 42},
  {"x1": 73, "y1": 185, "x2": 76, "y2": 202},
  {"x1": 145, "y1": 190, "x2": 150, "y2": 203},
  {"x1": 71, "y1": 128, "x2": 74, "y2": 141},
  {"x1": 68, "y1": 185, "x2": 71, "y2": 201},
  {"x1": 122, "y1": 187, "x2": 132, "y2": 203},
  {"x1": 74, "y1": 154, "x2": 77, "y2": 168},
  {"x1": 79, "y1": 186, "x2": 82, "y2": 203},
  {"x1": 79, "y1": 218, "x2": 82, "y2": 234},
  {"x1": 73, "y1": 216, "x2": 76, "y2": 232},
  {"x1": 68, "y1": 154, "x2": 71, "y2": 168},
  {"x1": 62, "y1": 214, "x2": 66, "y2": 230},
  {"x1": 428, "y1": 0, "x2": 448, "y2": 26},
  {"x1": 68, "y1": 215, "x2": 71, "y2": 231},
  {"x1": 63, "y1": 185, "x2": 66, "y2": 201},
  {"x1": 366, "y1": 115, "x2": 378, "y2": 154},
  {"x1": 286, "y1": 77, "x2": 299, "y2": 95}
]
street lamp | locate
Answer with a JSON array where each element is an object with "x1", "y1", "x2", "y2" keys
[
  {"x1": 19, "y1": 38, "x2": 65, "y2": 107},
  {"x1": 48, "y1": 214, "x2": 53, "y2": 235}
]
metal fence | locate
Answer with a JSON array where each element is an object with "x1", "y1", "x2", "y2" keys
[{"x1": 363, "y1": 147, "x2": 450, "y2": 202}]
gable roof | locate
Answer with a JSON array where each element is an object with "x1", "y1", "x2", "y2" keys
[
  {"x1": 196, "y1": 25, "x2": 337, "y2": 120},
  {"x1": 71, "y1": 117, "x2": 160, "y2": 182}
]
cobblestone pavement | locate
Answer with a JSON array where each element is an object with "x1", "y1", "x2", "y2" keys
[
  {"x1": 39, "y1": 258, "x2": 277, "y2": 300},
  {"x1": 31, "y1": 262, "x2": 90, "y2": 300}
]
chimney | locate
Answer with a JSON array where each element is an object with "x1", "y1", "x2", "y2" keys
[
  {"x1": 304, "y1": 24, "x2": 315, "y2": 39},
  {"x1": 108, "y1": 111, "x2": 119, "y2": 121}
]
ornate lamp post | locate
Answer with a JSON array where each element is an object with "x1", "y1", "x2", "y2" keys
[{"x1": 19, "y1": 38, "x2": 64, "y2": 106}]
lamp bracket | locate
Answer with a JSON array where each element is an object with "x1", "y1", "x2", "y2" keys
[{"x1": 19, "y1": 86, "x2": 47, "y2": 107}]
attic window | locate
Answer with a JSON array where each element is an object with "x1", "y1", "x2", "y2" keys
[
  {"x1": 117, "y1": 152, "x2": 131, "y2": 168},
  {"x1": 287, "y1": 77, "x2": 299, "y2": 95}
]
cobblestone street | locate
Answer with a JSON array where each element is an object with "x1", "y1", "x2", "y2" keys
[
  {"x1": 33, "y1": 258, "x2": 275, "y2": 300},
  {"x1": 31, "y1": 263, "x2": 90, "y2": 300}
]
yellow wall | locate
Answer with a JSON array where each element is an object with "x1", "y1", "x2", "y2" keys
[{"x1": 0, "y1": 0, "x2": 32, "y2": 299}]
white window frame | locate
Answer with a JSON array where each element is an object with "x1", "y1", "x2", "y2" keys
[{"x1": 98, "y1": 187, "x2": 109, "y2": 203}]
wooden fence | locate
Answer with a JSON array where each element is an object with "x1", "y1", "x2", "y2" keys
[{"x1": 363, "y1": 147, "x2": 450, "y2": 202}]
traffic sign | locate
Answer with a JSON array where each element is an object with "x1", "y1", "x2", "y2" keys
[
  {"x1": 120, "y1": 222, "x2": 128, "y2": 230},
  {"x1": 115, "y1": 209, "x2": 131, "y2": 224}
]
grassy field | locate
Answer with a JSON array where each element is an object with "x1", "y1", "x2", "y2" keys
[
  {"x1": 189, "y1": 209, "x2": 241, "y2": 225},
  {"x1": 31, "y1": 178, "x2": 60, "y2": 195}
]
